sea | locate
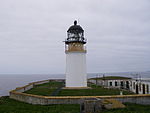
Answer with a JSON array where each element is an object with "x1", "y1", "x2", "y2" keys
[{"x1": 0, "y1": 71, "x2": 150, "y2": 96}]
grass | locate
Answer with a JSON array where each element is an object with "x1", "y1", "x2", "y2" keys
[
  {"x1": 0, "y1": 96, "x2": 80, "y2": 113},
  {"x1": 1, "y1": 97, "x2": 150, "y2": 113},
  {"x1": 58, "y1": 83, "x2": 134, "y2": 96},
  {"x1": 24, "y1": 81, "x2": 134, "y2": 96},
  {"x1": 24, "y1": 81, "x2": 63, "y2": 96},
  {"x1": 4, "y1": 81, "x2": 149, "y2": 113},
  {"x1": 102, "y1": 103, "x2": 150, "y2": 113}
]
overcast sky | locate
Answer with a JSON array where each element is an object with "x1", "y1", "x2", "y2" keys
[{"x1": 0, "y1": 0, "x2": 150, "y2": 74}]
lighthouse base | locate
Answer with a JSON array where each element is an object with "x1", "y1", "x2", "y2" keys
[{"x1": 66, "y1": 52, "x2": 87, "y2": 87}]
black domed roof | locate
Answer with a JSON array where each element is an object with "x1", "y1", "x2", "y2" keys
[{"x1": 67, "y1": 20, "x2": 84, "y2": 33}]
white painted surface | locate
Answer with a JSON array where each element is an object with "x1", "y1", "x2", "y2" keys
[
  {"x1": 66, "y1": 52, "x2": 87, "y2": 87},
  {"x1": 131, "y1": 80, "x2": 150, "y2": 94},
  {"x1": 89, "y1": 79, "x2": 150, "y2": 94}
]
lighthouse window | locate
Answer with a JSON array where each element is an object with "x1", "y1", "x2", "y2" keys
[
  {"x1": 74, "y1": 34, "x2": 78, "y2": 38},
  {"x1": 79, "y1": 33, "x2": 82, "y2": 37}
]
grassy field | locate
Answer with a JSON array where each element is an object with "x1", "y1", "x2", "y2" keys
[
  {"x1": 24, "y1": 81, "x2": 63, "y2": 96},
  {"x1": 25, "y1": 82, "x2": 134, "y2": 96},
  {"x1": 1, "y1": 96, "x2": 150, "y2": 113},
  {"x1": 0, "y1": 96, "x2": 80, "y2": 113},
  {"x1": 4, "y1": 81, "x2": 149, "y2": 113},
  {"x1": 58, "y1": 84, "x2": 134, "y2": 96}
]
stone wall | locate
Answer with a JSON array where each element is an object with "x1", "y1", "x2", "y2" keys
[
  {"x1": 9, "y1": 79, "x2": 150, "y2": 105},
  {"x1": 14, "y1": 84, "x2": 34, "y2": 93},
  {"x1": 10, "y1": 92, "x2": 85, "y2": 105}
]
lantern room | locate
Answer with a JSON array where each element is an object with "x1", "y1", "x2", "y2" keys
[{"x1": 65, "y1": 21, "x2": 87, "y2": 53}]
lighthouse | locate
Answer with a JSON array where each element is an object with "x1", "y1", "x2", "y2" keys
[{"x1": 65, "y1": 21, "x2": 87, "y2": 88}]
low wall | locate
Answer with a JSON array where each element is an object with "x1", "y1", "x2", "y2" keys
[
  {"x1": 10, "y1": 92, "x2": 85, "y2": 105},
  {"x1": 14, "y1": 84, "x2": 34, "y2": 93},
  {"x1": 11, "y1": 79, "x2": 64, "y2": 93},
  {"x1": 114, "y1": 95, "x2": 150, "y2": 105},
  {"x1": 9, "y1": 79, "x2": 150, "y2": 105}
]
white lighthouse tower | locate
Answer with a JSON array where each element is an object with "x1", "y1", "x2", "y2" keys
[{"x1": 65, "y1": 21, "x2": 87, "y2": 88}]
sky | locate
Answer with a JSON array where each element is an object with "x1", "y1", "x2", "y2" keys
[{"x1": 0, "y1": 0, "x2": 150, "y2": 74}]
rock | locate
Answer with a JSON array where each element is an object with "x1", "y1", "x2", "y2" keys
[{"x1": 102, "y1": 99, "x2": 125, "y2": 109}]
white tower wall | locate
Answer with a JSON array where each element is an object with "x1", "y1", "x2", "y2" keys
[{"x1": 66, "y1": 52, "x2": 87, "y2": 87}]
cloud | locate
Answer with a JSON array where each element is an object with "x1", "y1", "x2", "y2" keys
[{"x1": 0, "y1": 0, "x2": 150, "y2": 74}]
